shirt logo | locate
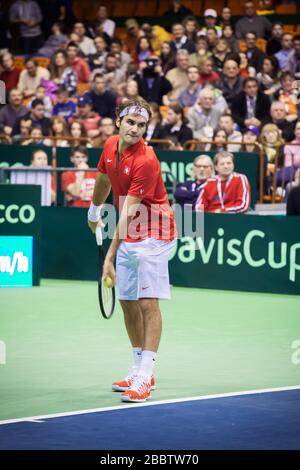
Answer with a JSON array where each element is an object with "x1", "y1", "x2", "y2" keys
[
  {"x1": 124, "y1": 166, "x2": 130, "y2": 175},
  {"x1": 107, "y1": 159, "x2": 112, "y2": 163},
  {"x1": 140, "y1": 189, "x2": 144, "y2": 194}
]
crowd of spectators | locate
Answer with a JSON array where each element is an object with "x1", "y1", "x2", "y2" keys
[{"x1": 0, "y1": 0, "x2": 299, "y2": 210}]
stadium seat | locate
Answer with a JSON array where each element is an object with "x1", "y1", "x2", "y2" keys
[
  {"x1": 34, "y1": 57, "x2": 50, "y2": 69},
  {"x1": 283, "y1": 25, "x2": 295, "y2": 33},
  {"x1": 112, "y1": 0, "x2": 136, "y2": 16},
  {"x1": 14, "y1": 56, "x2": 25, "y2": 70},
  {"x1": 276, "y1": 4, "x2": 297, "y2": 14},
  {"x1": 227, "y1": 1, "x2": 245, "y2": 16},
  {"x1": 135, "y1": 2, "x2": 159, "y2": 16},
  {"x1": 256, "y1": 39, "x2": 266, "y2": 53},
  {"x1": 77, "y1": 83, "x2": 90, "y2": 96}
]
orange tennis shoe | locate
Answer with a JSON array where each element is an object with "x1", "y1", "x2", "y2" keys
[
  {"x1": 121, "y1": 376, "x2": 152, "y2": 403},
  {"x1": 112, "y1": 374, "x2": 155, "y2": 392}
]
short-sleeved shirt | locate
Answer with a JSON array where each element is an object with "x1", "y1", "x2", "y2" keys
[{"x1": 97, "y1": 135, "x2": 176, "y2": 242}]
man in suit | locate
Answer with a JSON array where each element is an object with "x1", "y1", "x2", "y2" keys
[
  {"x1": 231, "y1": 77, "x2": 271, "y2": 132},
  {"x1": 244, "y1": 31, "x2": 265, "y2": 73}
]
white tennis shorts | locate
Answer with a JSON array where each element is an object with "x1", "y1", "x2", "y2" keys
[{"x1": 116, "y1": 238, "x2": 176, "y2": 300}]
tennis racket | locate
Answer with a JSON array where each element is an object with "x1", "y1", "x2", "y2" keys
[{"x1": 96, "y1": 226, "x2": 115, "y2": 319}]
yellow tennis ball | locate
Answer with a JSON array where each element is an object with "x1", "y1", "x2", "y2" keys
[{"x1": 104, "y1": 276, "x2": 113, "y2": 288}]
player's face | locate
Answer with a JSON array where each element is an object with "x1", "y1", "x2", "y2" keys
[
  {"x1": 216, "y1": 157, "x2": 234, "y2": 177},
  {"x1": 118, "y1": 114, "x2": 147, "y2": 146}
]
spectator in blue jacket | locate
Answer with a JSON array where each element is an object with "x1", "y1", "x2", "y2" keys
[{"x1": 174, "y1": 154, "x2": 214, "y2": 209}]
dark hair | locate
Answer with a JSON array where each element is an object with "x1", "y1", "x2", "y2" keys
[
  {"x1": 272, "y1": 22, "x2": 283, "y2": 29},
  {"x1": 31, "y1": 99, "x2": 44, "y2": 108},
  {"x1": 169, "y1": 104, "x2": 187, "y2": 124},
  {"x1": 243, "y1": 77, "x2": 258, "y2": 87},
  {"x1": 71, "y1": 145, "x2": 88, "y2": 158},
  {"x1": 93, "y1": 73, "x2": 104, "y2": 81},
  {"x1": 224, "y1": 53, "x2": 240, "y2": 66},
  {"x1": 110, "y1": 38, "x2": 122, "y2": 46},
  {"x1": 105, "y1": 53, "x2": 117, "y2": 61},
  {"x1": 245, "y1": 31, "x2": 257, "y2": 39},
  {"x1": 67, "y1": 41, "x2": 79, "y2": 49},
  {"x1": 25, "y1": 57, "x2": 37, "y2": 65},
  {"x1": 280, "y1": 71, "x2": 294, "y2": 82},
  {"x1": 57, "y1": 85, "x2": 69, "y2": 95},
  {"x1": 293, "y1": 35, "x2": 300, "y2": 42},
  {"x1": 263, "y1": 55, "x2": 279, "y2": 77}
]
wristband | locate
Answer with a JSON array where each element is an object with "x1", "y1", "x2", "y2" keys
[{"x1": 88, "y1": 202, "x2": 102, "y2": 222}]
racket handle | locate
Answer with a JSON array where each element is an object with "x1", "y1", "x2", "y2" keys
[{"x1": 96, "y1": 226, "x2": 103, "y2": 246}]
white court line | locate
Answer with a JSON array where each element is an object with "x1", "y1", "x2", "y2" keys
[{"x1": 1, "y1": 384, "x2": 300, "y2": 427}]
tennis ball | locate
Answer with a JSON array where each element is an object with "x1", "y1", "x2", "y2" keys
[{"x1": 104, "y1": 276, "x2": 113, "y2": 288}]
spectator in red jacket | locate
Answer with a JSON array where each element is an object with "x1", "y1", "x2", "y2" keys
[
  {"x1": 66, "y1": 41, "x2": 91, "y2": 84},
  {"x1": 0, "y1": 52, "x2": 21, "y2": 95},
  {"x1": 61, "y1": 145, "x2": 97, "y2": 207},
  {"x1": 195, "y1": 151, "x2": 250, "y2": 213}
]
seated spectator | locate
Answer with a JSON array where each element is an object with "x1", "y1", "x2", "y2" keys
[
  {"x1": 267, "y1": 101, "x2": 296, "y2": 142},
  {"x1": 219, "y1": 113, "x2": 242, "y2": 152},
  {"x1": 143, "y1": 102, "x2": 164, "y2": 144},
  {"x1": 9, "y1": 0, "x2": 43, "y2": 54},
  {"x1": 187, "y1": 87, "x2": 223, "y2": 141},
  {"x1": 135, "y1": 57, "x2": 172, "y2": 106},
  {"x1": 159, "y1": 41, "x2": 176, "y2": 75},
  {"x1": 222, "y1": 25, "x2": 239, "y2": 54},
  {"x1": 235, "y1": 1, "x2": 271, "y2": 39},
  {"x1": 21, "y1": 126, "x2": 44, "y2": 145},
  {"x1": 49, "y1": 50, "x2": 77, "y2": 96},
  {"x1": 70, "y1": 120, "x2": 92, "y2": 148},
  {"x1": 136, "y1": 36, "x2": 153, "y2": 65},
  {"x1": 178, "y1": 65, "x2": 201, "y2": 109},
  {"x1": 189, "y1": 36, "x2": 211, "y2": 70},
  {"x1": 275, "y1": 33, "x2": 293, "y2": 71},
  {"x1": 260, "y1": 123, "x2": 283, "y2": 180},
  {"x1": 231, "y1": 77, "x2": 271, "y2": 132},
  {"x1": 195, "y1": 151, "x2": 250, "y2": 213},
  {"x1": 30, "y1": 85, "x2": 53, "y2": 118},
  {"x1": 88, "y1": 34, "x2": 108, "y2": 72},
  {"x1": 92, "y1": 117, "x2": 116, "y2": 148},
  {"x1": 161, "y1": 105, "x2": 193, "y2": 148},
  {"x1": 257, "y1": 56, "x2": 280, "y2": 97},
  {"x1": 92, "y1": 53, "x2": 126, "y2": 94},
  {"x1": 242, "y1": 126, "x2": 261, "y2": 153},
  {"x1": 44, "y1": 116, "x2": 70, "y2": 147},
  {"x1": 37, "y1": 21, "x2": 68, "y2": 57},
  {"x1": 61, "y1": 146, "x2": 97, "y2": 207},
  {"x1": 90, "y1": 4, "x2": 115, "y2": 39},
  {"x1": 29, "y1": 149, "x2": 56, "y2": 204},
  {"x1": 198, "y1": 58, "x2": 220, "y2": 87},
  {"x1": 170, "y1": 23, "x2": 195, "y2": 54},
  {"x1": 117, "y1": 79, "x2": 142, "y2": 105},
  {"x1": 209, "y1": 127, "x2": 229, "y2": 152},
  {"x1": 0, "y1": 52, "x2": 21, "y2": 95},
  {"x1": 0, "y1": 88, "x2": 28, "y2": 137},
  {"x1": 286, "y1": 185, "x2": 300, "y2": 216},
  {"x1": 286, "y1": 35, "x2": 300, "y2": 79},
  {"x1": 52, "y1": 86, "x2": 77, "y2": 122},
  {"x1": 163, "y1": 0, "x2": 193, "y2": 20},
  {"x1": 72, "y1": 22, "x2": 96, "y2": 57},
  {"x1": 216, "y1": 58, "x2": 244, "y2": 107},
  {"x1": 201, "y1": 9, "x2": 222, "y2": 38},
  {"x1": 174, "y1": 154, "x2": 214, "y2": 209},
  {"x1": 165, "y1": 49, "x2": 189, "y2": 103},
  {"x1": 73, "y1": 95, "x2": 101, "y2": 140},
  {"x1": 13, "y1": 98, "x2": 51, "y2": 136},
  {"x1": 212, "y1": 38, "x2": 231, "y2": 74},
  {"x1": 220, "y1": 7, "x2": 234, "y2": 30},
  {"x1": 266, "y1": 22, "x2": 284, "y2": 55},
  {"x1": 123, "y1": 18, "x2": 143, "y2": 57},
  {"x1": 239, "y1": 52, "x2": 256, "y2": 78},
  {"x1": 182, "y1": 16, "x2": 199, "y2": 43},
  {"x1": 18, "y1": 58, "x2": 50, "y2": 98},
  {"x1": 87, "y1": 73, "x2": 116, "y2": 119},
  {"x1": 274, "y1": 72, "x2": 298, "y2": 122},
  {"x1": 244, "y1": 31, "x2": 265, "y2": 73},
  {"x1": 66, "y1": 41, "x2": 91, "y2": 84},
  {"x1": 206, "y1": 27, "x2": 219, "y2": 53},
  {"x1": 11, "y1": 116, "x2": 33, "y2": 144},
  {"x1": 110, "y1": 38, "x2": 131, "y2": 74},
  {"x1": 278, "y1": 121, "x2": 300, "y2": 187}
]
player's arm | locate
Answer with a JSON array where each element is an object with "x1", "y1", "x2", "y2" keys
[
  {"x1": 88, "y1": 171, "x2": 111, "y2": 232},
  {"x1": 102, "y1": 194, "x2": 142, "y2": 286}
]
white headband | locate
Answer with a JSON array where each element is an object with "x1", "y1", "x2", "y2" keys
[{"x1": 119, "y1": 105, "x2": 150, "y2": 122}]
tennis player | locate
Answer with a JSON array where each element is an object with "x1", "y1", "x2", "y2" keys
[{"x1": 88, "y1": 98, "x2": 176, "y2": 403}]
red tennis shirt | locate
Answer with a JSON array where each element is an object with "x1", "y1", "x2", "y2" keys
[{"x1": 97, "y1": 135, "x2": 176, "y2": 242}]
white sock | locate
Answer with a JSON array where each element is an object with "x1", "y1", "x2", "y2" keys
[
  {"x1": 139, "y1": 350, "x2": 156, "y2": 380},
  {"x1": 131, "y1": 347, "x2": 142, "y2": 375}
]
